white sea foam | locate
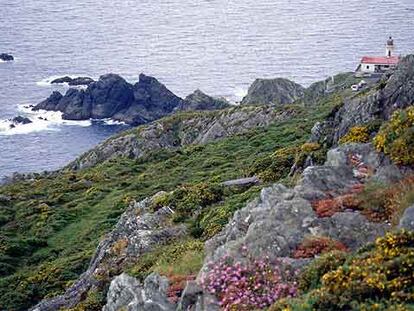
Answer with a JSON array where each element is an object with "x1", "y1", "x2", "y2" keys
[
  {"x1": 233, "y1": 87, "x2": 248, "y2": 103},
  {"x1": 97, "y1": 118, "x2": 127, "y2": 126},
  {"x1": 0, "y1": 105, "x2": 92, "y2": 136}
]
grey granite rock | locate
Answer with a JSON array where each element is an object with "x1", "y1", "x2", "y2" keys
[
  {"x1": 103, "y1": 273, "x2": 174, "y2": 311},
  {"x1": 398, "y1": 205, "x2": 414, "y2": 231},
  {"x1": 241, "y1": 78, "x2": 305, "y2": 106},
  {"x1": 176, "y1": 281, "x2": 203, "y2": 311},
  {"x1": 178, "y1": 90, "x2": 230, "y2": 111}
]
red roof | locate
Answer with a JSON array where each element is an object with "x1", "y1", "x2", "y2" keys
[{"x1": 361, "y1": 56, "x2": 399, "y2": 65}]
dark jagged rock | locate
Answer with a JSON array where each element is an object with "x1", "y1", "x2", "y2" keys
[
  {"x1": 11, "y1": 116, "x2": 32, "y2": 125},
  {"x1": 178, "y1": 89, "x2": 230, "y2": 111},
  {"x1": 51, "y1": 76, "x2": 73, "y2": 84},
  {"x1": 112, "y1": 73, "x2": 183, "y2": 124},
  {"x1": 34, "y1": 73, "x2": 183, "y2": 125},
  {"x1": 51, "y1": 76, "x2": 95, "y2": 86},
  {"x1": 0, "y1": 53, "x2": 14, "y2": 61},
  {"x1": 241, "y1": 78, "x2": 305, "y2": 105}
]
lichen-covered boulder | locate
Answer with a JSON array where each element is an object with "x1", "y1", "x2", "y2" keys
[
  {"x1": 103, "y1": 272, "x2": 174, "y2": 311},
  {"x1": 398, "y1": 205, "x2": 414, "y2": 231}
]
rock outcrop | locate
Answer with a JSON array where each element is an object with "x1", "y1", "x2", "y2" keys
[
  {"x1": 191, "y1": 143, "x2": 398, "y2": 310},
  {"x1": 67, "y1": 105, "x2": 295, "y2": 170},
  {"x1": 51, "y1": 76, "x2": 95, "y2": 86},
  {"x1": 30, "y1": 195, "x2": 186, "y2": 311},
  {"x1": 103, "y1": 273, "x2": 174, "y2": 311},
  {"x1": 241, "y1": 78, "x2": 305, "y2": 106},
  {"x1": 7, "y1": 116, "x2": 33, "y2": 129},
  {"x1": 0, "y1": 53, "x2": 14, "y2": 61},
  {"x1": 177, "y1": 89, "x2": 230, "y2": 111}
]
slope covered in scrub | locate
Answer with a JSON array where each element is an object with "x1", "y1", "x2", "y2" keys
[{"x1": 0, "y1": 95, "x2": 340, "y2": 310}]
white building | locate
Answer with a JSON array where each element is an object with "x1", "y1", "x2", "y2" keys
[{"x1": 356, "y1": 37, "x2": 400, "y2": 73}]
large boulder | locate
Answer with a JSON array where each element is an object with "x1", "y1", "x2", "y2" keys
[
  {"x1": 241, "y1": 78, "x2": 305, "y2": 106},
  {"x1": 178, "y1": 89, "x2": 230, "y2": 111},
  {"x1": 39, "y1": 74, "x2": 134, "y2": 120},
  {"x1": 398, "y1": 205, "x2": 414, "y2": 231},
  {"x1": 0, "y1": 53, "x2": 14, "y2": 61},
  {"x1": 103, "y1": 273, "x2": 174, "y2": 311}
]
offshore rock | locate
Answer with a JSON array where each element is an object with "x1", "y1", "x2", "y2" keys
[
  {"x1": 34, "y1": 73, "x2": 182, "y2": 125},
  {"x1": 241, "y1": 78, "x2": 305, "y2": 105},
  {"x1": 51, "y1": 76, "x2": 95, "y2": 86},
  {"x1": 0, "y1": 53, "x2": 14, "y2": 61}
]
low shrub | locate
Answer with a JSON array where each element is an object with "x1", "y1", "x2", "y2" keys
[
  {"x1": 297, "y1": 251, "x2": 348, "y2": 293},
  {"x1": 150, "y1": 183, "x2": 224, "y2": 222},
  {"x1": 271, "y1": 230, "x2": 414, "y2": 310},
  {"x1": 356, "y1": 176, "x2": 414, "y2": 224},
  {"x1": 339, "y1": 126, "x2": 370, "y2": 144},
  {"x1": 311, "y1": 188, "x2": 362, "y2": 218},
  {"x1": 294, "y1": 142, "x2": 326, "y2": 168},
  {"x1": 127, "y1": 239, "x2": 204, "y2": 281},
  {"x1": 248, "y1": 146, "x2": 299, "y2": 182},
  {"x1": 200, "y1": 255, "x2": 297, "y2": 310},
  {"x1": 293, "y1": 236, "x2": 348, "y2": 259},
  {"x1": 374, "y1": 106, "x2": 414, "y2": 166}
]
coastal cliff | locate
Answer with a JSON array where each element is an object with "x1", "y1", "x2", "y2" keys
[{"x1": 1, "y1": 56, "x2": 414, "y2": 311}]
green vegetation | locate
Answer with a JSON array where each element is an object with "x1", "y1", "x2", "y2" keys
[
  {"x1": 374, "y1": 106, "x2": 414, "y2": 166},
  {"x1": 0, "y1": 92, "x2": 344, "y2": 310},
  {"x1": 339, "y1": 126, "x2": 370, "y2": 144},
  {"x1": 353, "y1": 176, "x2": 414, "y2": 225},
  {"x1": 270, "y1": 230, "x2": 414, "y2": 311},
  {"x1": 127, "y1": 239, "x2": 204, "y2": 280}
]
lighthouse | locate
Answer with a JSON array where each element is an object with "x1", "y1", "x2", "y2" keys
[
  {"x1": 356, "y1": 37, "x2": 400, "y2": 74},
  {"x1": 386, "y1": 36, "x2": 395, "y2": 58}
]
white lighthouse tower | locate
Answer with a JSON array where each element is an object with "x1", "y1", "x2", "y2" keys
[{"x1": 386, "y1": 36, "x2": 395, "y2": 58}]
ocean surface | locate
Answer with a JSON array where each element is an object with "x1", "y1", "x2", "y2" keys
[{"x1": 1, "y1": 0, "x2": 414, "y2": 178}]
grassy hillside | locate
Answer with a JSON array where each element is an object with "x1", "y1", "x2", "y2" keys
[{"x1": 0, "y1": 95, "x2": 345, "y2": 310}]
